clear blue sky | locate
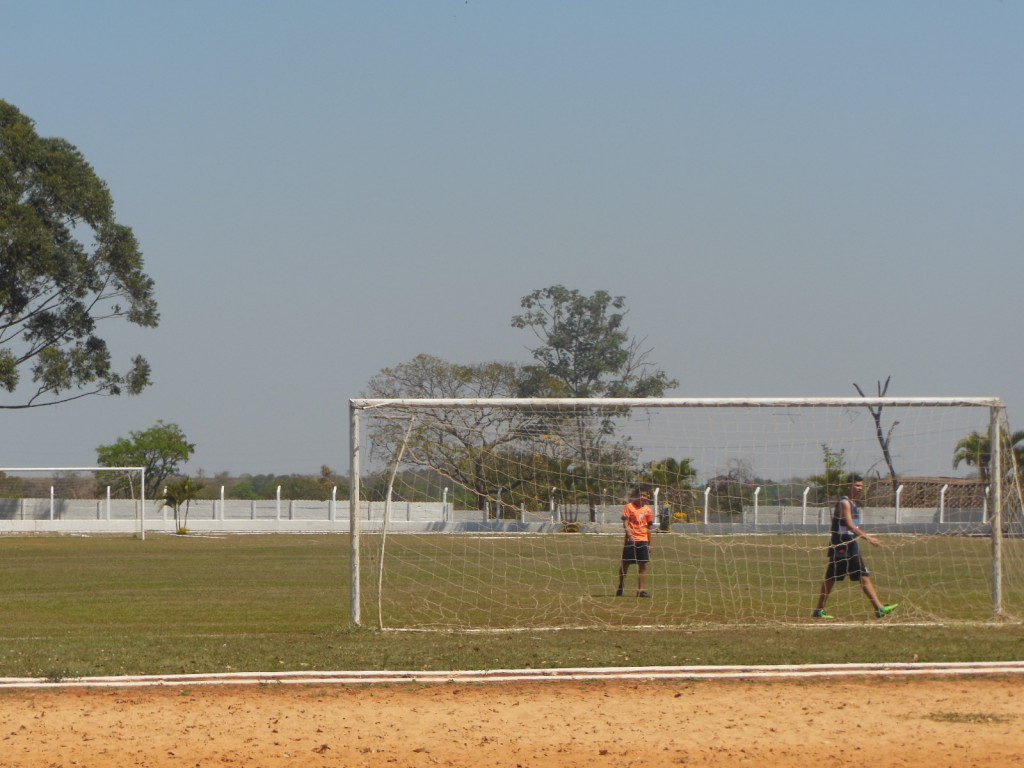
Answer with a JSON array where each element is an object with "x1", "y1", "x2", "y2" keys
[{"x1": 2, "y1": 1, "x2": 1022, "y2": 476}]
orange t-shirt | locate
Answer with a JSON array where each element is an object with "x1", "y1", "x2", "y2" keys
[{"x1": 622, "y1": 502, "x2": 654, "y2": 542}]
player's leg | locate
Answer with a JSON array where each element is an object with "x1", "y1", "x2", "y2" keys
[
  {"x1": 814, "y1": 576, "x2": 835, "y2": 617},
  {"x1": 859, "y1": 574, "x2": 883, "y2": 611},
  {"x1": 637, "y1": 561, "x2": 649, "y2": 596},
  {"x1": 616, "y1": 558, "x2": 630, "y2": 596},
  {"x1": 859, "y1": 574, "x2": 898, "y2": 617},
  {"x1": 634, "y1": 542, "x2": 651, "y2": 596},
  {"x1": 813, "y1": 555, "x2": 838, "y2": 617}
]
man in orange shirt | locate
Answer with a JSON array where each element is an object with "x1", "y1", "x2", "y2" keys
[{"x1": 616, "y1": 486, "x2": 654, "y2": 598}]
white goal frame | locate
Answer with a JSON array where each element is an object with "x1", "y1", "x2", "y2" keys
[
  {"x1": 0, "y1": 466, "x2": 148, "y2": 538},
  {"x1": 348, "y1": 396, "x2": 1014, "y2": 628}
]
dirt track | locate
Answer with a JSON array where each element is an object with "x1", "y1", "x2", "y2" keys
[{"x1": 0, "y1": 676, "x2": 1022, "y2": 767}]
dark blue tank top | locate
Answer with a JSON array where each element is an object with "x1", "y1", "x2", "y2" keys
[{"x1": 830, "y1": 496, "x2": 861, "y2": 546}]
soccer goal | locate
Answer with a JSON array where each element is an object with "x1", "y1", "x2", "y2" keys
[
  {"x1": 0, "y1": 467, "x2": 148, "y2": 537},
  {"x1": 348, "y1": 397, "x2": 1024, "y2": 630}
]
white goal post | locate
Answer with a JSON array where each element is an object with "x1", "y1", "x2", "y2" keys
[
  {"x1": 349, "y1": 397, "x2": 1024, "y2": 630},
  {"x1": 0, "y1": 467, "x2": 148, "y2": 538}
]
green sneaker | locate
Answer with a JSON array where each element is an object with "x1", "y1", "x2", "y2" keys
[
  {"x1": 812, "y1": 609, "x2": 834, "y2": 619},
  {"x1": 876, "y1": 603, "x2": 899, "y2": 618}
]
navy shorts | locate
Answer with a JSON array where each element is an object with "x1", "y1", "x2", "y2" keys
[
  {"x1": 622, "y1": 541, "x2": 651, "y2": 564},
  {"x1": 826, "y1": 541, "x2": 869, "y2": 582}
]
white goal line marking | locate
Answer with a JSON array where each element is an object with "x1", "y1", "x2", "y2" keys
[{"x1": 2, "y1": 661, "x2": 1024, "y2": 689}]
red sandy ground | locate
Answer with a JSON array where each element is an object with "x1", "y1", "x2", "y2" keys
[{"x1": 0, "y1": 677, "x2": 1022, "y2": 767}]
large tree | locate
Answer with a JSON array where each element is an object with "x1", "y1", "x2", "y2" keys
[
  {"x1": 511, "y1": 285, "x2": 677, "y2": 398},
  {"x1": 96, "y1": 421, "x2": 195, "y2": 499},
  {"x1": 363, "y1": 354, "x2": 531, "y2": 512},
  {"x1": 512, "y1": 286, "x2": 678, "y2": 519},
  {"x1": 0, "y1": 101, "x2": 158, "y2": 408}
]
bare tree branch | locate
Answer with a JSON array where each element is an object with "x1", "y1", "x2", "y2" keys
[{"x1": 854, "y1": 376, "x2": 899, "y2": 495}]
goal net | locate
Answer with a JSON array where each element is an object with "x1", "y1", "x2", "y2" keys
[
  {"x1": 349, "y1": 397, "x2": 1024, "y2": 630},
  {"x1": 0, "y1": 467, "x2": 148, "y2": 536}
]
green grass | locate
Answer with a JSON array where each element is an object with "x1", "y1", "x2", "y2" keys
[
  {"x1": 0, "y1": 533, "x2": 1022, "y2": 679},
  {"x1": 369, "y1": 531, "x2": 1024, "y2": 627}
]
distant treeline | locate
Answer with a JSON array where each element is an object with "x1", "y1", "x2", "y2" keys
[{"x1": 0, "y1": 471, "x2": 350, "y2": 502}]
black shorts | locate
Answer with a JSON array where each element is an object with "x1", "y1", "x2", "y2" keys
[
  {"x1": 825, "y1": 541, "x2": 869, "y2": 582},
  {"x1": 622, "y1": 541, "x2": 651, "y2": 564}
]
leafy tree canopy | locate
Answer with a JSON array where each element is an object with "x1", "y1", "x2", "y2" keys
[
  {"x1": 511, "y1": 285, "x2": 678, "y2": 398},
  {"x1": 96, "y1": 421, "x2": 194, "y2": 499},
  {"x1": 953, "y1": 428, "x2": 1024, "y2": 483},
  {"x1": 643, "y1": 456, "x2": 699, "y2": 513},
  {"x1": 0, "y1": 100, "x2": 158, "y2": 408},
  {"x1": 645, "y1": 457, "x2": 698, "y2": 490},
  {"x1": 363, "y1": 354, "x2": 528, "y2": 510},
  {"x1": 808, "y1": 444, "x2": 847, "y2": 502},
  {"x1": 228, "y1": 471, "x2": 342, "y2": 502},
  {"x1": 161, "y1": 476, "x2": 204, "y2": 532},
  {"x1": 365, "y1": 353, "x2": 523, "y2": 400},
  {"x1": 511, "y1": 286, "x2": 677, "y2": 519}
]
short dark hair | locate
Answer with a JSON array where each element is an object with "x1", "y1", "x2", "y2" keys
[{"x1": 847, "y1": 473, "x2": 864, "y2": 483}]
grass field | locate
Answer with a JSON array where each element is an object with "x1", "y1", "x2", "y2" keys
[
  {"x1": 0, "y1": 533, "x2": 1022, "y2": 680},
  {"x1": 368, "y1": 529, "x2": 1024, "y2": 627}
]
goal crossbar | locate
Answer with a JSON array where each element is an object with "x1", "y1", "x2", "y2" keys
[{"x1": 352, "y1": 396, "x2": 1004, "y2": 410}]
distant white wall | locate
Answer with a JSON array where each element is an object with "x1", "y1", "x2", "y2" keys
[{"x1": 0, "y1": 498, "x2": 989, "y2": 534}]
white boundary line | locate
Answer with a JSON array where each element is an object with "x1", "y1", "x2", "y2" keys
[{"x1": 3, "y1": 662, "x2": 1024, "y2": 690}]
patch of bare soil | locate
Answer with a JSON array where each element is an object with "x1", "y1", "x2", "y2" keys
[{"x1": 0, "y1": 677, "x2": 1022, "y2": 767}]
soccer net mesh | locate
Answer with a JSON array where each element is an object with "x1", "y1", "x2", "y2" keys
[{"x1": 349, "y1": 398, "x2": 1024, "y2": 630}]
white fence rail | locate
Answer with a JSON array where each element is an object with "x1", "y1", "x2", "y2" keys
[{"x1": 0, "y1": 497, "x2": 990, "y2": 535}]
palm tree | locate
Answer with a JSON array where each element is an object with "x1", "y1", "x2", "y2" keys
[
  {"x1": 644, "y1": 457, "x2": 698, "y2": 516},
  {"x1": 161, "y1": 476, "x2": 205, "y2": 534},
  {"x1": 953, "y1": 429, "x2": 1024, "y2": 482}
]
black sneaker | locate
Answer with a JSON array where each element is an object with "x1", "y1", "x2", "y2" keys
[
  {"x1": 638, "y1": 591, "x2": 651, "y2": 598},
  {"x1": 615, "y1": 588, "x2": 623, "y2": 597}
]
